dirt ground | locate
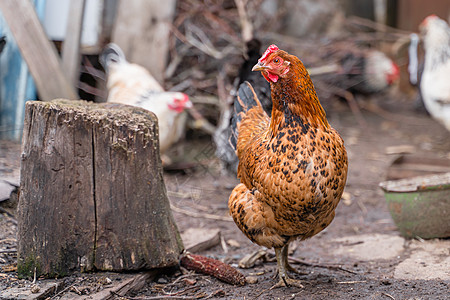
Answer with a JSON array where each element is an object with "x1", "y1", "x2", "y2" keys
[{"x1": 1, "y1": 95, "x2": 450, "y2": 299}]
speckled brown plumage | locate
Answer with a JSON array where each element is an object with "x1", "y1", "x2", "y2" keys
[{"x1": 228, "y1": 46, "x2": 348, "y2": 288}]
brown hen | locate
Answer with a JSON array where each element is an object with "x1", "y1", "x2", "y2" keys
[{"x1": 228, "y1": 45, "x2": 348, "y2": 288}]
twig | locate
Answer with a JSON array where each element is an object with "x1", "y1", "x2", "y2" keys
[
  {"x1": 170, "y1": 203, "x2": 233, "y2": 222},
  {"x1": 288, "y1": 256, "x2": 357, "y2": 275},
  {"x1": 0, "y1": 207, "x2": 17, "y2": 222},
  {"x1": 250, "y1": 286, "x2": 272, "y2": 300},
  {"x1": 261, "y1": 249, "x2": 357, "y2": 274},
  {"x1": 161, "y1": 286, "x2": 200, "y2": 297},
  {"x1": 336, "y1": 280, "x2": 367, "y2": 284},
  {"x1": 234, "y1": 0, "x2": 253, "y2": 42},
  {"x1": 82, "y1": 56, "x2": 106, "y2": 81},
  {"x1": 186, "y1": 106, "x2": 216, "y2": 135},
  {"x1": 0, "y1": 238, "x2": 17, "y2": 243},
  {"x1": 356, "y1": 199, "x2": 368, "y2": 215},
  {"x1": 127, "y1": 288, "x2": 224, "y2": 300},
  {"x1": 32, "y1": 267, "x2": 36, "y2": 284},
  {"x1": 165, "y1": 44, "x2": 192, "y2": 79},
  {"x1": 77, "y1": 82, "x2": 107, "y2": 98},
  {"x1": 113, "y1": 293, "x2": 200, "y2": 300},
  {"x1": 165, "y1": 274, "x2": 204, "y2": 287},
  {"x1": 0, "y1": 249, "x2": 16, "y2": 254},
  {"x1": 167, "y1": 190, "x2": 193, "y2": 199},
  {"x1": 315, "y1": 81, "x2": 367, "y2": 128},
  {"x1": 220, "y1": 235, "x2": 228, "y2": 254},
  {"x1": 50, "y1": 279, "x2": 82, "y2": 299},
  {"x1": 185, "y1": 23, "x2": 235, "y2": 60},
  {"x1": 265, "y1": 250, "x2": 357, "y2": 275},
  {"x1": 381, "y1": 292, "x2": 396, "y2": 300},
  {"x1": 308, "y1": 63, "x2": 340, "y2": 76},
  {"x1": 348, "y1": 16, "x2": 412, "y2": 36}
]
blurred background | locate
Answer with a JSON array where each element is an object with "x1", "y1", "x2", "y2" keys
[
  {"x1": 0, "y1": 0, "x2": 449, "y2": 141},
  {"x1": 1, "y1": 2, "x2": 450, "y2": 298}
]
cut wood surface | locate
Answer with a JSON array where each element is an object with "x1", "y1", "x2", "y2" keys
[
  {"x1": 17, "y1": 100, "x2": 183, "y2": 278},
  {"x1": 0, "y1": 0, "x2": 78, "y2": 100}
]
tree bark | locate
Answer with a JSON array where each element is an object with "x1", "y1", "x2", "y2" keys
[{"x1": 17, "y1": 99, "x2": 183, "y2": 278}]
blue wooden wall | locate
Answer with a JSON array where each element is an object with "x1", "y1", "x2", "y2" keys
[{"x1": 0, "y1": 0, "x2": 46, "y2": 141}]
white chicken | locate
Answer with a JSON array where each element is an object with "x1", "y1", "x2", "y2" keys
[
  {"x1": 419, "y1": 15, "x2": 450, "y2": 131},
  {"x1": 100, "y1": 43, "x2": 193, "y2": 155}
]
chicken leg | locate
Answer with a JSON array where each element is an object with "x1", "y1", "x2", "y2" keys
[
  {"x1": 271, "y1": 247, "x2": 304, "y2": 289},
  {"x1": 281, "y1": 243, "x2": 306, "y2": 275}
]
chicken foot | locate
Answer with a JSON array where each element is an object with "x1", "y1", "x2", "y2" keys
[
  {"x1": 281, "y1": 244, "x2": 308, "y2": 275},
  {"x1": 270, "y1": 247, "x2": 304, "y2": 289}
]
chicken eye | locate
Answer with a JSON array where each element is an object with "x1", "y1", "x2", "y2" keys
[{"x1": 273, "y1": 57, "x2": 280, "y2": 64}]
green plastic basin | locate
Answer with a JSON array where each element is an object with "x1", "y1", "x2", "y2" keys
[{"x1": 379, "y1": 172, "x2": 450, "y2": 239}]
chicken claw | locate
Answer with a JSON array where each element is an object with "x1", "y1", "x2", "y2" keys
[
  {"x1": 271, "y1": 247, "x2": 304, "y2": 289},
  {"x1": 270, "y1": 276, "x2": 304, "y2": 289}
]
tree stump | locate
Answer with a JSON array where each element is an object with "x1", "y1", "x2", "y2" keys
[{"x1": 17, "y1": 99, "x2": 184, "y2": 278}]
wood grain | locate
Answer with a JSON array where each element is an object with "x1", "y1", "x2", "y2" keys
[
  {"x1": 17, "y1": 100, "x2": 183, "y2": 278},
  {"x1": 62, "y1": 0, "x2": 86, "y2": 86},
  {"x1": 0, "y1": 0, "x2": 78, "y2": 100}
]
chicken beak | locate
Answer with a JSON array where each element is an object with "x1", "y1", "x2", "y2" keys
[{"x1": 252, "y1": 62, "x2": 268, "y2": 72}]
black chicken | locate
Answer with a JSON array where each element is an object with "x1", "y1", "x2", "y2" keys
[
  {"x1": 0, "y1": 36, "x2": 6, "y2": 54},
  {"x1": 214, "y1": 39, "x2": 271, "y2": 174}
]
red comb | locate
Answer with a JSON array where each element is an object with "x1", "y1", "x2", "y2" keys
[
  {"x1": 421, "y1": 14, "x2": 438, "y2": 27},
  {"x1": 259, "y1": 44, "x2": 279, "y2": 63}
]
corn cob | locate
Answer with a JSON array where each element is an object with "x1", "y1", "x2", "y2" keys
[{"x1": 180, "y1": 252, "x2": 246, "y2": 286}]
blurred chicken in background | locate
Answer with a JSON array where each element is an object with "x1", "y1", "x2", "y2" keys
[
  {"x1": 313, "y1": 44, "x2": 400, "y2": 96},
  {"x1": 340, "y1": 48, "x2": 400, "y2": 94},
  {"x1": 418, "y1": 15, "x2": 450, "y2": 131},
  {"x1": 100, "y1": 44, "x2": 193, "y2": 158},
  {"x1": 214, "y1": 39, "x2": 271, "y2": 174},
  {"x1": 0, "y1": 36, "x2": 6, "y2": 54}
]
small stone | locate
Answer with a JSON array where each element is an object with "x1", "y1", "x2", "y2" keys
[
  {"x1": 381, "y1": 279, "x2": 391, "y2": 285},
  {"x1": 99, "y1": 276, "x2": 112, "y2": 285},
  {"x1": 245, "y1": 276, "x2": 258, "y2": 284},
  {"x1": 227, "y1": 239, "x2": 241, "y2": 248},
  {"x1": 157, "y1": 276, "x2": 168, "y2": 284},
  {"x1": 30, "y1": 284, "x2": 40, "y2": 293},
  {"x1": 183, "y1": 278, "x2": 197, "y2": 285}
]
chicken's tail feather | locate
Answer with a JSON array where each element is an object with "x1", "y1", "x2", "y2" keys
[
  {"x1": 99, "y1": 43, "x2": 126, "y2": 71},
  {"x1": 229, "y1": 81, "x2": 263, "y2": 150}
]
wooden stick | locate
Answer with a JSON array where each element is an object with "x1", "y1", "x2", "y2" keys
[
  {"x1": 266, "y1": 250, "x2": 357, "y2": 275},
  {"x1": 89, "y1": 272, "x2": 158, "y2": 300},
  {"x1": 62, "y1": 0, "x2": 86, "y2": 86},
  {"x1": 234, "y1": 0, "x2": 253, "y2": 42},
  {"x1": 287, "y1": 256, "x2": 357, "y2": 275},
  {"x1": 0, "y1": 0, "x2": 78, "y2": 100}
]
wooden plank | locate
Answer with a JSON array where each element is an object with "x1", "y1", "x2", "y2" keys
[
  {"x1": 62, "y1": 0, "x2": 86, "y2": 87},
  {"x1": 0, "y1": 0, "x2": 78, "y2": 100},
  {"x1": 181, "y1": 228, "x2": 221, "y2": 253},
  {"x1": 89, "y1": 272, "x2": 158, "y2": 300},
  {"x1": 396, "y1": 0, "x2": 450, "y2": 31},
  {"x1": 111, "y1": 0, "x2": 177, "y2": 84}
]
